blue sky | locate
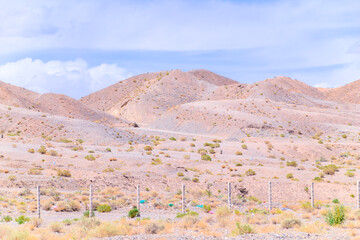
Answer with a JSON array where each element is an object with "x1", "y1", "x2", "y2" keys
[{"x1": 0, "y1": 0, "x2": 359, "y2": 98}]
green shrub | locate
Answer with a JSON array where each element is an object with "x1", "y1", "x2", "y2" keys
[
  {"x1": 176, "y1": 211, "x2": 199, "y2": 218},
  {"x1": 85, "y1": 155, "x2": 96, "y2": 161},
  {"x1": 128, "y1": 207, "x2": 139, "y2": 218},
  {"x1": 241, "y1": 144, "x2": 247, "y2": 150},
  {"x1": 96, "y1": 204, "x2": 112, "y2": 212},
  {"x1": 232, "y1": 223, "x2": 254, "y2": 235},
  {"x1": 286, "y1": 173, "x2": 294, "y2": 179},
  {"x1": 245, "y1": 169, "x2": 256, "y2": 176},
  {"x1": 345, "y1": 171, "x2": 355, "y2": 177},
  {"x1": 27, "y1": 148, "x2": 35, "y2": 154},
  {"x1": 201, "y1": 155, "x2": 212, "y2": 161},
  {"x1": 332, "y1": 199, "x2": 339, "y2": 204},
  {"x1": 83, "y1": 210, "x2": 95, "y2": 218},
  {"x1": 322, "y1": 164, "x2": 338, "y2": 175},
  {"x1": 325, "y1": 204, "x2": 345, "y2": 226},
  {"x1": 15, "y1": 215, "x2": 30, "y2": 224},
  {"x1": 286, "y1": 161, "x2": 298, "y2": 167},
  {"x1": 37, "y1": 146, "x2": 47, "y2": 154},
  {"x1": 57, "y1": 170, "x2": 71, "y2": 177},
  {"x1": 144, "y1": 146, "x2": 153, "y2": 151},
  {"x1": 2, "y1": 215, "x2": 12, "y2": 222},
  {"x1": 169, "y1": 137, "x2": 176, "y2": 141}
]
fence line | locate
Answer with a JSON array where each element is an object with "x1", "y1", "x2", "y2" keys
[{"x1": 22, "y1": 180, "x2": 360, "y2": 219}]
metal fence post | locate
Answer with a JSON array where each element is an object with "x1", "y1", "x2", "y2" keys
[
  {"x1": 89, "y1": 185, "x2": 93, "y2": 218},
  {"x1": 182, "y1": 184, "x2": 186, "y2": 214},
  {"x1": 228, "y1": 182, "x2": 232, "y2": 210},
  {"x1": 137, "y1": 184, "x2": 140, "y2": 217},
  {"x1": 268, "y1": 181, "x2": 272, "y2": 211},
  {"x1": 37, "y1": 185, "x2": 41, "y2": 219},
  {"x1": 311, "y1": 182, "x2": 314, "y2": 208}
]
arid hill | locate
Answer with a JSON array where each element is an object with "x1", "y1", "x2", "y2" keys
[
  {"x1": 81, "y1": 69, "x2": 237, "y2": 124},
  {"x1": 0, "y1": 81, "x2": 131, "y2": 127}
]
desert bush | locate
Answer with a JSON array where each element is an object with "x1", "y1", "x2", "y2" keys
[
  {"x1": 57, "y1": 169, "x2": 71, "y2": 177},
  {"x1": 281, "y1": 218, "x2": 301, "y2": 229},
  {"x1": 49, "y1": 150, "x2": 58, "y2": 156},
  {"x1": 286, "y1": 173, "x2": 294, "y2": 179},
  {"x1": 345, "y1": 171, "x2": 355, "y2": 177},
  {"x1": 235, "y1": 151, "x2": 242, "y2": 155},
  {"x1": 128, "y1": 207, "x2": 139, "y2": 218},
  {"x1": 286, "y1": 161, "x2": 298, "y2": 167},
  {"x1": 325, "y1": 204, "x2": 345, "y2": 226},
  {"x1": 201, "y1": 154, "x2": 212, "y2": 161},
  {"x1": 37, "y1": 146, "x2": 47, "y2": 154},
  {"x1": 245, "y1": 169, "x2": 256, "y2": 176},
  {"x1": 241, "y1": 144, "x2": 248, "y2": 149},
  {"x1": 216, "y1": 206, "x2": 231, "y2": 218},
  {"x1": 232, "y1": 223, "x2": 254, "y2": 235},
  {"x1": 85, "y1": 154, "x2": 96, "y2": 161},
  {"x1": 27, "y1": 148, "x2": 35, "y2": 153},
  {"x1": 322, "y1": 164, "x2": 338, "y2": 175},
  {"x1": 144, "y1": 222, "x2": 165, "y2": 234},
  {"x1": 143, "y1": 146, "x2": 153, "y2": 151},
  {"x1": 50, "y1": 222, "x2": 63, "y2": 233},
  {"x1": 15, "y1": 215, "x2": 30, "y2": 225},
  {"x1": 97, "y1": 204, "x2": 112, "y2": 212},
  {"x1": 2, "y1": 215, "x2": 12, "y2": 222},
  {"x1": 30, "y1": 218, "x2": 42, "y2": 228}
]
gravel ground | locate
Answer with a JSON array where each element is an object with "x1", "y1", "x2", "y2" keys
[{"x1": 101, "y1": 232, "x2": 351, "y2": 240}]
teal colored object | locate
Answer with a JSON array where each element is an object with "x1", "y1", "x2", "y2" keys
[
  {"x1": 196, "y1": 204, "x2": 204, "y2": 208},
  {"x1": 169, "y1": 203, "x2": 174, "y2": 207},
  {"x1": 140, "y1": 200, "x2": 146, "y2": 204}
]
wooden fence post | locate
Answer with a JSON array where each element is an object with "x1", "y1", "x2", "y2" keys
[
  {"x1": 182, "y1": 184, "x2": 186, "y2": 214},
  {"x1": 268, "y1": 181, "x2": 272, "y2": 211},
  {"x1": 89, "y1": 185, "x2": 93, "y2": 218},
  {"x1": 228, "y1": 182, "x2": 231, "y2": 210},
  {"x1": 37, "y1": 185, "x2": 41, "y2": 219},
  {"x1": 137, "y1": 184, "x2": 140, "y2": 217}
]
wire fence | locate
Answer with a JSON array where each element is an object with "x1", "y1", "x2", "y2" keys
[{"x1": 1, "y1": 180, "x2": 359, "y2": 222}]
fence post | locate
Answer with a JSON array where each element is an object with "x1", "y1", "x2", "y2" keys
[
  {"x1": 89, "y1": 185, "x2": 93, "y2": 218},
  {"x1": 182, "y1": 184, "x2": 186, "y2": 214},
  {"x1": 37, "y1": 185, "x2": 41, "y2": 219},
  {"x1": 311, "y1": 182, "x2": 314, "y2": 208},
  {"x1": 228, "y1": 182, "x2": 231, "y2": 210},
  {"x1": 137, "y1": 184, "x2": 140, "y2": 217},
  {"x1": 357, "y1": 181, "x2": 360, "y2": 209},
  {"x1": 268, "y1": 181, "x2": 272, "y2": 212}
]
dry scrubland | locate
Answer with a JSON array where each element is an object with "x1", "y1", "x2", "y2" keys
[{"x1": 1, "y1": 70, "x2": 360, "y2": 239}]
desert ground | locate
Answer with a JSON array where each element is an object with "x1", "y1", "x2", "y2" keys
[{"x1": 1, "y1": 70, "x2": 360, "y2": 239}]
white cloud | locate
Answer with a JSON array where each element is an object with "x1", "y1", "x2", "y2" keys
[{"x1": 0, "y1": 58, "x2": 131, "y2": 98}]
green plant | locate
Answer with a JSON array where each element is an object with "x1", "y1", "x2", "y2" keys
[
  {"x1": 169, "y1": 137, "x2": 177, "y2": 141},
  {"x1": 57, "y1": 170, "x2": 71, "y2": 177},
  {"x1": 201, "y1": 154, "x2": 212, "y2": 161},
  {"x1": 15, "y1": 215, "x2": 30, "y2": 224},
  {"x1": 325, "y1": 204, "x2": 345, "y2": 226},
  {"x1": 232, "y1": 223, "x2": 254, "y2": 235},
  {"x1": 241, "y1": 144, "x2": 248, "y2": 150},
  {"x1": 83, "y1": 210, "x2": 95, "y2": 218},
  {"x1": 128, "y1": 207, "x2": 139, "y2": 218},
  {"x1": 96, "y1": 204, "x2": 112, "y2": 212},
  {"x1": 37, "y1": 146, "x2": 47, "y2": 154},
  {"x1": 286, "y1": 173, "x2": 294, "y2": 179},
  {"x1": 2, "y1": 215, "x2": 12, "y2": 222},
  {"x1": 286, "y1": 161, "x2": 298, "y2": 167},
  {"x1": 85, "y1": 154, "x2": 96, "y2": 161},
  {"x1": 245, "y1": 169, "x2": 256, "y2": 176},
  {"x1": 332, "y1": 199, "x2": 339, "y2": 204}
]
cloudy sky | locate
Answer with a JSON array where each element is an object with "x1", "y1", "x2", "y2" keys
[{"x1": 0, "y1": 0, "x2": 359, "y2": 98}]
